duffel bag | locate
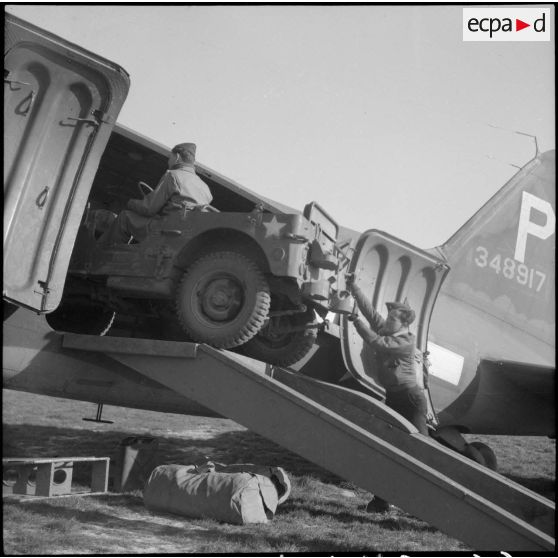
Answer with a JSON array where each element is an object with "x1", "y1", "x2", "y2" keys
[{"x1": 144, "y1": 464, "x2": 279, "y2": 524}]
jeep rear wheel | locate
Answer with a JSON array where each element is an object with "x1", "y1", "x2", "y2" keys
[
  {"x1": 176, "y1": 251, "x2": 271, "y2": 349},
  {"x1": 241, "y1": 309, "x2": 317, "y2": 367},
  {"x1": 46, "y1": 300, "x2": 115, "y2": 336}
]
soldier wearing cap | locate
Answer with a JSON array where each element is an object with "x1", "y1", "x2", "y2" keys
[
  {"x1": 98, "y1": 142, "x2": 212, "y2": 246},
  {"x1": 346, "y1": 276, "x2": 429, "y2": 512}
]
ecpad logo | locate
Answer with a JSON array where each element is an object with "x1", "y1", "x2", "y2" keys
[{"x1": 463, "y1": 8, "x2": 550, "y2": 41}]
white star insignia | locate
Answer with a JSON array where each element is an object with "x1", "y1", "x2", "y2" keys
[{"x1": 263, "y1": 215, "x2": 286, "y2": 238}]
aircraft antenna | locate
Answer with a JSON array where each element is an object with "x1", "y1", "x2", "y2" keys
[
  {"x1": 515, "y1": 130, "x2": 539, "y2": 157},
  {"x1": 486, "y1": 124, "x2": 540, "y2": 166}
]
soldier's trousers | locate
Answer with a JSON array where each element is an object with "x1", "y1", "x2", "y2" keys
[
  {"x1": 369, "y1": 386, "x2": 429, "y2": 511},
  {"x1": 385, "y1": 386, "x2": 429, "y2": 435},
  {"x1": 97, "y1": 209, "x2": 151, "y2": 246}
]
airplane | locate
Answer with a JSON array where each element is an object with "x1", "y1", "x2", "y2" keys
[
  {"x1": 4, "y1": 137, "x2": 554, "y2": 441},
  {"x1": 4, "y1": 13, "x2": 555, "y2": 460},
  {"x1": 337, "y1": 148, "x2": 555, "y2": 441}
]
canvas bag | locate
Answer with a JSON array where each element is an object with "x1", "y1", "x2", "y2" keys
[
  {"x1": 210, "y1": 462, "x2": 291, "y2": 505},
  {"x1": 143, "y1": 464, "x2": 279, "y2": 524}
]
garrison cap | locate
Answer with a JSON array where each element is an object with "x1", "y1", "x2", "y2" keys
[
  {"x1": 386, "y1": 301, "x2": 416, "y2": 325},
  {"x1": 172, "y1": 142, "x2": 197, "y2": 159}
]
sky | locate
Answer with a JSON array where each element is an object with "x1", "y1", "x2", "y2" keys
[{"x1": 6, "y1": 4, "x2": 555, "y2": 247}]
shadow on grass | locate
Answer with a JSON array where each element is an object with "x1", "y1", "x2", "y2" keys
[
  {"x1": 3, "y1": 496, "x2": 234, "y2": 551},
  {"x1": 4, "y1": 423, "x2": 554, "y2": 499},
  {"x1": 281, "y1": 500, "x2": 439, "y2": 533},
  {"x1": 193, "y1": 527, "x2": 388, "y2": 553},
  {"x1": 3, "y1": 496, "x2": 193, "y2": 537},
  {"x1": 2, "y1": 496, "x2": 383, "y2": 553},
  {"x1": 3, "y1": 423, "x2": 343, "y2": 486}
]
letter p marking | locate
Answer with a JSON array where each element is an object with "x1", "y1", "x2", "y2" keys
[{"x1": 514, "y1": 191, "x2": 555, "y2": 263}]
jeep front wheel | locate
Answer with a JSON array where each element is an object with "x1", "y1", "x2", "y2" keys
[{"x1": 176, "y1": 251, "x2": 271, "y2": 348}]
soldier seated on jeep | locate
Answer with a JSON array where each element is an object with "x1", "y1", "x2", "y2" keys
[{"x1": 98, "y1": 142, "x2": 212, "y2": 246}]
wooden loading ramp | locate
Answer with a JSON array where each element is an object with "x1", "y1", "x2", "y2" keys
[{"x1": 62, "y1": 334, "x2": 555, "y2": 551}]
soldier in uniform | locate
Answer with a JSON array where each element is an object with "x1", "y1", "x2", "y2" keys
[
  {"x1": 98, "y1": 142, "x2": 212, "y2": 246},
  {"x1": 346, "y1": 274, "x2": 428, "y2": 512}
]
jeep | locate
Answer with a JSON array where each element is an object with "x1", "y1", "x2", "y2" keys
[{"x1": 47, "y1": 125, "x2": 346, "y2": 366}]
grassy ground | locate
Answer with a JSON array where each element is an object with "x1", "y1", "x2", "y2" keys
[{"x1": 2, "y1": 390, "x2": 555, "y2": 554}]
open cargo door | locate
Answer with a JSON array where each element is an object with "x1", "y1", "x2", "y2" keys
[
  {"x1": 4, "y1": 14, "x2": 130, "y2": 312},
  {"x1": 341, "y1": 230, "x2": 449, "y2": 398}
]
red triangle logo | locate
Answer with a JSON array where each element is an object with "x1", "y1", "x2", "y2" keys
[{"x1": 516, "y1": 19, "x2": 530, "y2": 32}]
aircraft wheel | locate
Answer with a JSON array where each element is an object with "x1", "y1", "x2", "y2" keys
[
  {"x1": 241, "y1": 309, "x2": 317, "y2": 366},
  {"x1": 46, "y1": 300, "x2": 115, "y2": 336},
  {"x1": 468, "y1": 441, "x2": 498, "y2": 471},
  {"x1": 176, "y1": 251, "x2": 270, "y2": 348}
]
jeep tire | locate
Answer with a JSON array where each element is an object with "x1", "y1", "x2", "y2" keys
[
  {"x1": 46, "y1": 300, "x2": 115, "y2": 336},
  {"x1": 241, "y1": 309, "x2": 317, "y2": 367},
  {"x1": 176, "y1": 251, "x2": 271, "y2": 348}
]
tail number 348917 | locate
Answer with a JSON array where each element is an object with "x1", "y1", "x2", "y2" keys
[{"x1": 474, "y1": 191, "x2": 554, "y2": 293}]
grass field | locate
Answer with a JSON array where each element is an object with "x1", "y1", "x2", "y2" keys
[{"x1": 2, "y1": 389, "x2": 555, "y2": 554}]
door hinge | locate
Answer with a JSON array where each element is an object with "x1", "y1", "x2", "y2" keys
[
  {"x1": 5, "y1": 70, "x2": 36, "y2": 115},
  {"x1": 34, "y1": 280, "x2": 51, "y2": 309},
  {"x1": 67, "y1": 109, "x2": 113, "y2": 127},
  {"x1": 92, "y1": 109, "x2": 114, "y2": 124},
  {"x1": 4, "y1": 68, "x2": 30, "y2": 88},
  {"x1": 35, "y1": 280, "x2": 51, "y2": 294}
]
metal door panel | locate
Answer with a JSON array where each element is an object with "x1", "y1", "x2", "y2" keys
[
  {"x1": 341, "y1": 230, "x2": 449, "y2": 397},
  {"x1": 4, "y1": 15, "x2": 129, "y2": 312}
]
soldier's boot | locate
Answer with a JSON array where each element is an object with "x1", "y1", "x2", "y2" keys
[{"x1": 366, "y1": 495, "x2": 391, "y2": 513}]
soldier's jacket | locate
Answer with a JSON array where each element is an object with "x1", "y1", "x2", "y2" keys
[
  {"x1": 127, "y1": 163, "x2": 212, "y2": 217},
  {"x1": 351, "y1": 284, "x2": 418, "y2": 392}
]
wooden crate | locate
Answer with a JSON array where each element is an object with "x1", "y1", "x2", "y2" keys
[{"x1": 3, "y1": 457, "x2": 109, "y2": 498}]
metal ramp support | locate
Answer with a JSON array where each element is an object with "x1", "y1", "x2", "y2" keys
[{"x1": 62, "y1": 334, "x2": 554, "y2": 551}]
